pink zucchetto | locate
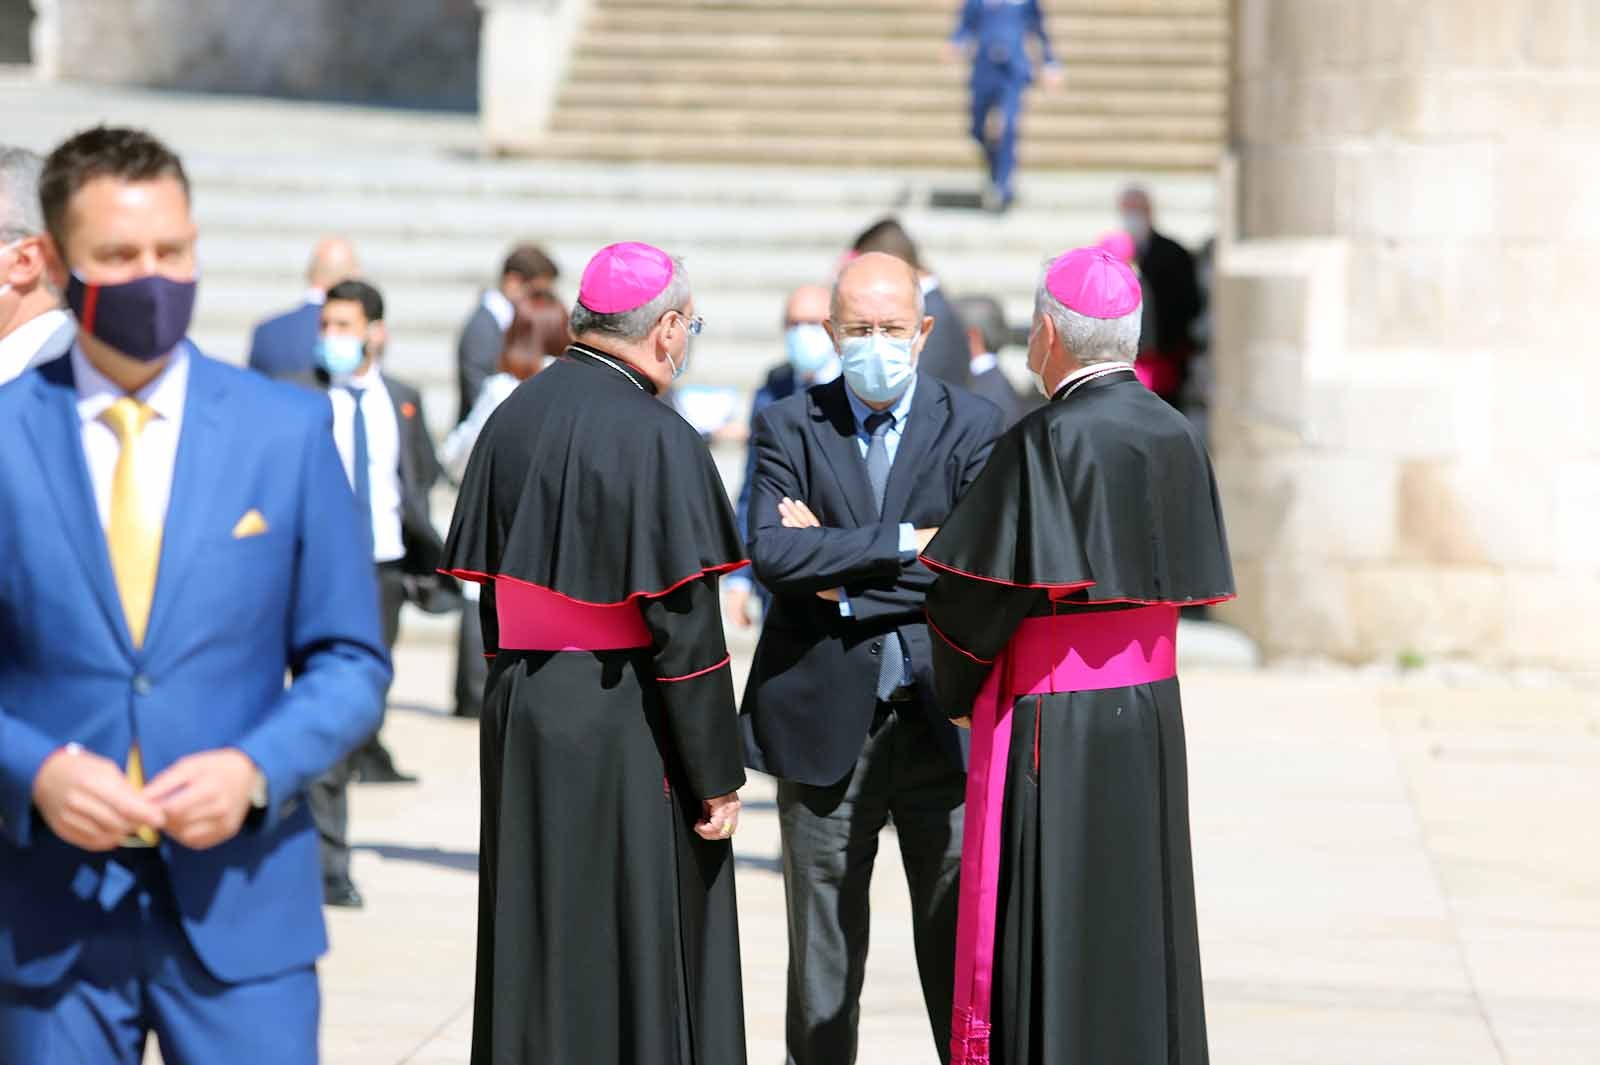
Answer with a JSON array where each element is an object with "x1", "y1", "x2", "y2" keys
[
  {"x1": 1095, "y1": 230, "x2": 1137, "y2": 265},
  {"x1": 1045, "y1": 246, "x2": 1142, "y2": 320},
  {"x1": 577, "y1": 241, "x2": 675, "y2": 314}
]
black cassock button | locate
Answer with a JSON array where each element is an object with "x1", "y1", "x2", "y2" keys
[{"x1": 869, "y1": 642, "x2": 881, "y2": 657}]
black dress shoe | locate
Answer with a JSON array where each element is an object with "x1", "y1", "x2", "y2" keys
[
  {"x1": 324, "y1": 881, "x2": 365, "y2": 909},
  {"x1": 351, "y1": 762, "x2": 419, "y2": 785}
]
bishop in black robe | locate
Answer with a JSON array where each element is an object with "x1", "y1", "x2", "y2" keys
[
  {"x1": 442, "y1": 242, "x2": 749, "y2": 1065},
  {"x1": 922, "y1": 246, "x2": 1233, "y2": 1065}
]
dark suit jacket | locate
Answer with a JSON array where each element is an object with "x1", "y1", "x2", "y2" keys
[
  {"x1": 740, "y1": 375, "x2": 1003, "y2": 786},
  {"x1": 455, "y1": 301, "x2": 506, "y2": 424},
  {"x1": 921, "y1": 284, "x2": 973, "y2": 389},
  {"x1": 968, "y1": 364, "x2": 1027, "y2": 427},
  {"x1": 298, "y1": 369, "x2": 457, "y2": 613},
  {"x1": 1138, "y1": 231, "x2": 1202, "y2": 356},
  {"x1": 0, "y1": 347, "x2": 389, "y2": 988},
  {"x1": 247, "y1": 302, "x2": 321, "y2": 380}
]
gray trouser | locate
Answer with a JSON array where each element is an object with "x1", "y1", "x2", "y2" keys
[
  {"x1": 310, "y1": 564, "x2": 404, "y2": 885},
  {"x1": 777, "y1": 703, "x2": 966, "y2": 1065}
]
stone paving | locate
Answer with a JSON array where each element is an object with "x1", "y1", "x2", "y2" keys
[{"x1": 164, "y1": 627, "x2": 1597, "y2": 1065}]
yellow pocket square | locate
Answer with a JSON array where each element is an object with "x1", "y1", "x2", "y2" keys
[{"x1": 232, "y1": 509, "x2": 269, "y2": 539}]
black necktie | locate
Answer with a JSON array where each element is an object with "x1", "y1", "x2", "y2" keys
[
  {"x1": 864, "y1": 411, "x2": 906, "y2": 699},
  {"x1": 346, "y1": 385, "x2": 374, "y2": 559}
]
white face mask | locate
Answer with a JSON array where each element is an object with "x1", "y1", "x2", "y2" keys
[
  {"x1": 1027, "y1": 321, "x2": 1054, "y2": 397},
  {"x1": 840, "y1": 332, "x2": 916, "y2": 405}
]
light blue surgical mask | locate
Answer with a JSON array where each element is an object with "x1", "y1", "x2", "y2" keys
[
  {"x1": 840, "y1": 333, "x2": 916, "y2": 405},
  {"x1": 315, "y1": 334, "x2": 365, "y2": 378},
  {"x1": 785, "y1": 323, "x2": 838, "y2": 380}
]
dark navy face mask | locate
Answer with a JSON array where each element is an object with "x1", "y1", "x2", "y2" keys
[{"x1": 65, "y1": 272, "x2": 197, "y2": 363}]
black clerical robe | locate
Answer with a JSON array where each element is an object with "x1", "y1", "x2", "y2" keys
[
  {"x1": 923, "y1": 365, "x2": 1232, "y2": 1065},
  {"x1": 442, "y1": 344, "x2": 749, "y2": 1065}
]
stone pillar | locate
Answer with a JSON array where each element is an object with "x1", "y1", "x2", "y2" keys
[
  {"x1": 478, "y1": 0, "x2": 590, "y2": 153},
  {"x1": 1214, "y1": 0, "x2": 1600, "y2": 671}
]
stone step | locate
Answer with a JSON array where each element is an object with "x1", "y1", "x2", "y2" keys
[
  {"x1": 585, "y1": 9, "x2": 1227, "y2": 39},
  {"x1": 618, "y1": 0, "x2": 1223, "y2": 11},
  {"x1": 550, "y1": 106, "x2": 1222, "y2": 143},
  {"x1": 574, "y1": 30, "x2": 1228, "y2": 66},
  {"x1": 565, "y1": 55, "x2": 1227, "y2": 91},
  {"x1": 534, "y1": 130, "x2": 1221, "y2": 169},
  {"x1": 176, "y1": 155, "x2": 1217, "y2": 213},
  {"x1": 557, "y1": 81, "x2": 1226, "y2": 116}
]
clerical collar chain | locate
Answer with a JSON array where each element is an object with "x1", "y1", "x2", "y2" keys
[
  {"x1": 569, "y1": 343, "x2": 653, "y2": 394},
  {"x1": 1052, "y1": 363, "x2": 1135, "y2": 403}
]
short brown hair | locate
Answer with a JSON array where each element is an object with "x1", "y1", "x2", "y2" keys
[
  {"x1": 39, "y1": 126, "x2": 190, "y2": 249},
  {"x1": 502, "y1": 243, "x2": 558, "y2": 282}
]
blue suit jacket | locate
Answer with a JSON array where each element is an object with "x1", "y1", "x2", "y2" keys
[
  {"x1": 247, "y1": 301, "x2": 321, "y2": 379},
  {"x1": 0, "y1": 346, "x2": 390, "y2": 989},
  {"x1": 953, "y1": 0, "x2": 1056, "y2": 79}
]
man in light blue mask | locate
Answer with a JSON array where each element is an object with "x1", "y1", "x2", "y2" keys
[
  {"x1": 304, "y1": 279, "x2": 455, "y2": 908},
  {"x1": 725, "y1": 283, "x2": 840, "y2": 629},
  {"x1": 0, "y1": 146, "x2": 73, "y2": 383},
  {"x1": 740, "y1": 252, "x2": 1006, "y2": 1065}
]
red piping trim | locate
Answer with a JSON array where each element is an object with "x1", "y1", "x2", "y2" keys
[
  {"x1": 919, "y1": 554, "x2": 1096, "y2": 593},
  {"x1": 80, "y1": 284, "x2": 100, "y2": 336},
  {"x1": 657, "y1": 655, "x2": 730, "y2": 684},
  {"x1": 1070, "y1": 593, "x2": 1237, "y2": 607},
  {"x1": 438, "y1": 560, "x2": 750, "y2": 607},
  {"x1": 927, "y1": 614, "x2": 994, "y2": 666}
]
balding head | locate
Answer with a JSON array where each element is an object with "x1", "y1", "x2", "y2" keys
[
  {"x1": 306, "y1": 237, "x2": 359, "y2": 292},
  {"x1": 830, "y1": 252, "x2": 924, "y2": 327},
  {"x1": 784, "y1": 284, "x2": 830, "y2": 327}
]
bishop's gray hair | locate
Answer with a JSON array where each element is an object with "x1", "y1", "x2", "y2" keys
[
  {"x1": 0, "y1": 147, "x2": 45, "y2": 243},
  {"x1": 569, "y1": 256, "x2": 690, "y2": 341},
  {"x1": 1033, "y1": 258, "x2": 1141, "y2": 365}
]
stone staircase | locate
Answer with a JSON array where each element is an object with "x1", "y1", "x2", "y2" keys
[
  {"x1": 5, "y1": 72, "x2": 1215, "y2": 441},
  {"x1": 544, "y1": 0, "x2": 1228, "y2": 171}
]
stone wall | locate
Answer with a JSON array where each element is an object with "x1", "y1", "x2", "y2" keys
[
  {"x1": 1213, "y1": 0, "x2": 1600, "y2": 671},
  {"x1": 30, "y1": 0, "x2": 480, "y2": 109}
]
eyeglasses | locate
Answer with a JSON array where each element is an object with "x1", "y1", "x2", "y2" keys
[
  {"x1": 835, "y1": 322, "x2": 917, "y2": 341},
  {"x1": 677, "y1": 312, "x2": 704, "y2": 336}
]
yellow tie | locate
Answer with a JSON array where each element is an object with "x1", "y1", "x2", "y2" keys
[{"x1": 101, "y1": 396, "x2": 163, "y2": 846}]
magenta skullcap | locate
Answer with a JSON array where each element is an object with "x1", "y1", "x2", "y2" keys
[
  {"x1": 1045, "y1": 246, "x2": 1142, "y2": 320},
  {"x1": 1095, "y1": 230, "x2": 1137, "y2": 265},
  {"x1": 577, "y1": 241, "x2": 675, "y2": 314}
]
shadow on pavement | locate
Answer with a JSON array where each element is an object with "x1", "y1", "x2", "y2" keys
[{"x1": 357, "y1": 842, "x2": 480, "y2": 873}]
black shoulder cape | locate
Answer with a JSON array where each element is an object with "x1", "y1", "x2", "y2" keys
[
  {"x1": 442, "y1": 346, "x2": 748, "y2": 603},
  {"x1": 922, "y1": 370, "x2": 1233, "y2": 605}
]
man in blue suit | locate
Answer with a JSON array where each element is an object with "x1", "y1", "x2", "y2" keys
[
  {"x1": 947, "y1": 0, "x2": 1064, "y2": 212},
  {"x1": 246, "y1": 236, "x2": 361, "y2": 379},
  {"x1": 0, "y1": 126, "x2": 389, "y2": 1063}
]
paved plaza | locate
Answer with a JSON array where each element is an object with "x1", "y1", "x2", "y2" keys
[{"x1": 200, "y1": 628, "x2": 1600, "y2": 1065}]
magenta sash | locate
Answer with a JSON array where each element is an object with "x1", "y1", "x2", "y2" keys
[
  {"x1": 494, "y1": 578, "x2": 652, "y2": 651},
  {"x1": 949, "y1": 605, "x2": 1179, "y2": 1065}
]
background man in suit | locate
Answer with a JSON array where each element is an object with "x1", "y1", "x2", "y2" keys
[
  {"x1": 723, "y1": 282, "x2": 839, "y2": 630},
  {"x1": 0, "y1": 146, "x2": 73, "y2": 382},
  {"x1": 741, "y1": 252, "x2": 1004, "y2": 1065},
  {"x1": 454, "y1": 242, "x2": 558, "y2": 423},
  {"x1": 851, "y1": 217, "x2": 972, "y2": 389},
  {"x1": 303, "y1": 277, "x2": 452, "y2": 908},
  {"x1": 952, "y1": 293, "x2": 1029, "y2": 426},
  {"x1": 0, "y1": 125, "x2": 389, "y2": 1064},
  {"x1": 246, "y1": 236, "x2": 360, "y2": 379},
  {"x1": 947, "y1": 0, "x2": 1064, "y2": 212},
  {"x1": 1119, "y1": 184, "x2": 1203, "y2": 407}
]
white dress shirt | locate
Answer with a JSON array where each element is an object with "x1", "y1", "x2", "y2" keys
[
  {"x1": 73, "y1": 342, "x2": 189, "y2": 533},
  {"x1": 1, "y1": 308, "x2": 72, "y2": 384},
  {"x1": 482, "y1": 289, "x2": 515, "y2": 332},
  {"x1": 327, "y1": 365, "x2": 406, "y2": 564}
]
